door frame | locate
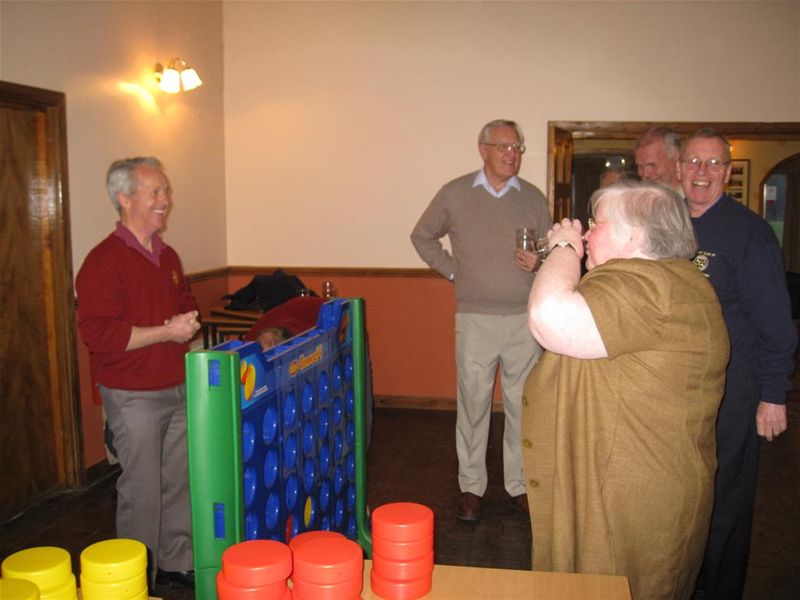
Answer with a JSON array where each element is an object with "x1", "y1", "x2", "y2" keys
[{"x1": 0, "y1": 81, "x2": 83, "y2": 498}]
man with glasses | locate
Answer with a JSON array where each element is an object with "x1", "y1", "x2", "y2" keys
[
  {"x1": 635, "y1": 126, "x2": 682, "y2": 193},
  {"x1": 411, "y1": 119, "x2": 551, "y2": 522},
  {"x1": 680, "y1": 129, "x2": 797, "y2": 599}
]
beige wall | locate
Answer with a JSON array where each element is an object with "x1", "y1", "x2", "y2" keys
[
  {"x1": 2, "y1": 1, "x2": 798, "y2": 272},
  {"x1": 2, "y1": 0, "x2": 798, "y2": 469},
  {"x1": 223, "y1": 1, "x2": 800, "y2": 268},
  {"x1": 0, "y1": 0, "x2": 227, "y2": 274}
]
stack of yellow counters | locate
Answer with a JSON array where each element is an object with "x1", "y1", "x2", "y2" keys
[
  {"x1": 1, "y1": 546, "x2": 76, "y2": 600},
  {"x1": 0, "y1": 577, "x2": 41, "y2": 600},
  {"x1": 79, "y1": 539, "x2": 148, "y2": 600}
]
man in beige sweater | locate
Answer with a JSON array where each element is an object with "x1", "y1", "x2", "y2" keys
[{"x1": 411, "y1": 119, "x2": 551, "y2": 521}]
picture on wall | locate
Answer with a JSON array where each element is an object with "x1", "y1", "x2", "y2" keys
[{"x1": 727, "y1": 159, "x2": 750, "y2": 203}]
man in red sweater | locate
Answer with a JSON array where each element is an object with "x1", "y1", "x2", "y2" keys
[{"x1": 76, "y1": 157, "x2": 199, "y2": 590}]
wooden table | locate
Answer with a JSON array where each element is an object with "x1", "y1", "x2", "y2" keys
[
  {"x1": 208, "y1": 306, "x2": 262, "y2": 321},
  {"x1": 201, "y1": 306, "x2": 263, "y2": 347},
  {"x1": 148, "y1": 562, "x2": 629, "y2": 600},
  {"x1": 360, "y1": 560, "x2": 631, "y2": 600},
  {"x1": 201, "y1": 316, "x2": 253, "y2": 348}
]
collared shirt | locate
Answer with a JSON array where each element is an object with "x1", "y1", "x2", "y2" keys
[
  {"x1": 113, "y1": 222, "x2": 165, "y2": 266},
  {"x1": 473, "y1": 169, "x2": 521, "y2": 198}
]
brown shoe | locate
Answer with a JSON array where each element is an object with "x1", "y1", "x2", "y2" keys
[
  {"x1": 510, "y1": 493, "x2": 530, "y2": 517},
  {"x1": 456, "y1": 492, "x2": 481, "y2": 521}
]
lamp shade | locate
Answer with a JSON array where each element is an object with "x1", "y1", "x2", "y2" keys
[
  {"x1": 180, "y1": 68, "x2": 202, "y2": 91},
  {"x1": 158, "y1": 67, "x2": 181, "y2": 94}
]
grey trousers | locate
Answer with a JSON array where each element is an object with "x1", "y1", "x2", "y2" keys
[
  {"x1": 100, "y1": 384, "x2": 193, "y2": 577},
  {"x1": 455, "y1": 312, "x2": 541, "y2": 497}
]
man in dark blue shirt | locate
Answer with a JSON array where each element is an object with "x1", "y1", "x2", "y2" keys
[{"x1": 681, "y1": 128, "x2": 797, "y2": 600}]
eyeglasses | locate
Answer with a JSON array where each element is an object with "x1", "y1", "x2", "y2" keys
[
  {"x1": 681, "y1": 157, "x2": 729, "y2": 172},
  {"x1": 482, "y1": 143, "x2": 526, "y2": 154},
  {"x1": 587, "y1": 217, "x2": 608, "y2": 230}
]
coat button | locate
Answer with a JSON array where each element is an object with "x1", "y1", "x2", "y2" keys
[
  {"x1": 522, "y1": 438, "x2": 532, "y2": 448},
  {"x1": 529, "y1": 479, "x2": 539, "y2": 488}
]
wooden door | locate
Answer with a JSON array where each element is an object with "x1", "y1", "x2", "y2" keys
[
  {"x1": 548, "y1": 126, "x2": 573, "y2": 222},
  {"x1": 0, "y1": 81, "x2": 82, "y2": 521}
]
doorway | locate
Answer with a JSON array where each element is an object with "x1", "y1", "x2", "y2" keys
[
  {"x1": 762, "y1": 153, "x2": 800, "y2": 274},
  {"x1": 572, "y1": 152, "x2": 636, "y2": 226},
  {"x1": 547, "y1": 121, "x2": 800, "y2": 222}
]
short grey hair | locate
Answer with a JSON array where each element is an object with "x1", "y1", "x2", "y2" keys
[
  {"x1": 106, "y1": 157, "x2": 164, "y2": 211},
  {"x1": 589, "y1": 181, "x2": 697, "y2": 260},
  {"x1": 635, "y1": 127, "x2": 681, "y2": 160},
  {"x1": 682, "y1": 127, "x2": 731, "y2": 163},
  {"x1": 478, "y1": 119, "x2": 525, "y2": 144}
]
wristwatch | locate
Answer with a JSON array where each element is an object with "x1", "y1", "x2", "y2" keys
[{"x1": 550, "y1": 240, "x2": 578, "y2": 254}]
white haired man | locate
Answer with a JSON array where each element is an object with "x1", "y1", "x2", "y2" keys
[
  {"x1": 635, "y1": 126, "x2": 682, "y2": 193},
  {"x1": 77, "y1": 157, "x2": 199, "y2": 590},
  {"x1": 411, "y1": 120, "x2": 551, "y2": 521}
]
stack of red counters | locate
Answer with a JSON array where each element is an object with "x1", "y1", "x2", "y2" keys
[
  {"x1": 291, "y1": 534, "x2": 363, "y2": 600},
  {"x1": 217, "y1": 540, "x2": 292, "y2": 600},
  {"x1": 370, "y1": 502, "x2": 434, "y2": 600},
  {"x1": 288, "y1": 530, "x2": 346, "y2": 553}
]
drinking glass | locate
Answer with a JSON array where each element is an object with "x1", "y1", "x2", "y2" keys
[
  {"x1": 515, "y1": 227, "x2": 536, "y2": 251},
  {"x1": 531, "y1": 237, "x2": 550, "y2": 272}
]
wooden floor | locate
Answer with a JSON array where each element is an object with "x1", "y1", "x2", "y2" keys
[
  {"x1": 1, "y1": 402, "x2": 798, "y2": 599},
  {"x1": 367, "y1": 403, "x2": 800, "y2": 600}
]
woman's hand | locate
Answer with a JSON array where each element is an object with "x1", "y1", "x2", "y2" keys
[{"x1": 546, "y1": 218, "x2": 585, "y2": 260}]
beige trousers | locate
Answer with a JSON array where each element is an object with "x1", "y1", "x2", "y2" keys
[
  {"x1": 100, "y1": 384, "x2": 193, "y2": 580},
  {"x1": 455, "y1": 312, "x2": 541, "y2": 497}
]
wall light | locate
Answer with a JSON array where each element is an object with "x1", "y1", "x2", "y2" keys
[{"x1": 155, "y1": 58, "x2": 202, "y2": 94}]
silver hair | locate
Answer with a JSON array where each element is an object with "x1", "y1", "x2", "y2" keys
[
  {"x1": 478, "y1": 119, "x2": 525, "y2": 144},
  {"x1": 589, "y1": 181, "x2": 697, "y2": 260},
  {"x1": 682, "y1": 127, "x2": 732, "y2": 163},
  {"x1": 635, "y1": 127, "x2": 681, "y2": 160},
  {"x1": 106, "y1": 157, "x2": 164, "y2": 212}
]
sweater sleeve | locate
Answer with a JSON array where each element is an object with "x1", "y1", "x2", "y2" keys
[
  {"x1": 170, "y1": 251, "x2": 198, "y2": 315},
  {"x1": 410, "y1": 188, "x2": 455, "y2": 280},
  {"x1": 76, "y1": 245, "x2": 134, "y2": 354},
  {"x1": 738, "y1": 240, "x2": 797, "y2": 404}
]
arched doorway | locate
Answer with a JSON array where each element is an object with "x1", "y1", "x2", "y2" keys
[{"x1": 761, "y1": 152, "x2": 800, "y2": 273}]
